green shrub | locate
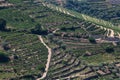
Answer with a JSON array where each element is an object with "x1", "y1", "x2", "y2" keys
[
  {"x1": 0, "y1": 52, "x2": 10, "y2": 63},
  {"x1": 105, "y1": 46, "x2": 114, "y2": 53},
  {"x1": 61, "y1": 27, "x2": 67, "y2": 31},
  {"x1": 0, "y1": 19, "x2": 6, "y2": 31},
  {"x1": 37, "y1": 64, "x2": 45, "y2": 72},
  {"x1": 31, "y1": 24, "x2": 48, "y2": 35},
  {"x1": 60, "y1": 44, "x2": 66, "y2": 50},
  {"x1": 1, "y1": 41, "x2": 10, "y2": 50},
  {"x1": 62, "y1": 60, "x2": 67, "y2": 65},
  {"x1": 88, "y1": 37, "x2": 96, "y2": 44},
  {"x1": 20, "y1": 75, "x2": 35, "y2": 80}
]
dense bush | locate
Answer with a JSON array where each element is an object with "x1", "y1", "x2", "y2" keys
[
  {"x1": 60, "y1": 44, "x2": 66, "y2": 50},
  {"x1": 61, "y1": 27, "x2": 67, "y2": 31},
  {"x1": 0, "y1": 52, "x2": 10, "y2": 63},
  {"x1": 1, "y1": 41, "x2": 10, "y2": 50},
  {"x1": 19, "y1": 75, "x2": 35, "y2": 80},
  {"x1": 31, "y1": 24, "x2": 48, "y2": 35},
  {"x1": 37, "y1": 64, "x2": 45, "y2": 72},
  {"x1": 62, "y1": 60, "x2": 68, "y2": 65},
  {"x1": 0, "y1": 19, "x2": 6, "y2": 31},
  {"x1": 105, "y1": 46, "x2": 114, "y2": 53},
  {"x1": 88, "y1": 37, "x2": 96, "y2": 44},
  {"x1": 47, "y1": 33, "x2": 54, "y2": 42}
]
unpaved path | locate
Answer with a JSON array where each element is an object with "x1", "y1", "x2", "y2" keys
[
  {"x1": 107, "y1": 29, "x2": 110, "y2": 37},
  {"x1": 99, "y1": 26, "x2": 115, "y2": 37},
  {"x1": 53, "y1": 28, "x2": 60, "y2": 33},
  {"x1": 117, "y1": 32, "x2": 120, "y2": 38},
  {"x1": 109, "y1": 29, "x2": 114, "y2": 37},
  {"x1": 106, "y1": 29, "x2": 115, "y2": 37},
  {"x1": 37, "y1": 35, "x2": 52, "y2": 80}
]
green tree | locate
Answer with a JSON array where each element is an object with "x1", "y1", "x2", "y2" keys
[
  {"x1": 61, "y1": 27, "x2": 67, "y2": 31},
  {"x1": 31, "y1": 24, "x2": 48, "y2": 35},
  {"x1": 62, "y1": 60, "x2": 67, "y2": 65},
  {"x1": 0, "y1": 19, "x2": 6, "y2": 31},
  {"x1": 1, "y1": 41, "x2": 10, "y2": 50},
  {"x1": 88, "y1": 37, "x2": 96, "y2": 44},
  {"x1": 47, "y1": 33, "x2": 54, "y2": 42},
  {"x1": 31, "y1": 24, "x2": 42, "y2": 34},
  {"x1": 105, "y1": 46, "x2": 114, "y2": 53},
  {"x1": 37, "y1": 64, "x2": 45, "y2": 72},
  {"x1": 0, "y1": 52, "x2": 10, "y2": 63},
  {"x1": 57, "y1": 40, "x2": 63, "y2": 46},
  {"x1": 60, "y1": 44, "x2": 66, "y2": 50}
]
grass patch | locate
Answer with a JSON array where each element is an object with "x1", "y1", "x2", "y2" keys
[
  {"x1": 0, "y1": 8, "x2": 36, "y2": 29},
  {"x1": 0, "y1": 72, "x2": 16, "y2": 79},
  {"x1": 81, "y1": 53, "x2": 115, "y2": 66}
]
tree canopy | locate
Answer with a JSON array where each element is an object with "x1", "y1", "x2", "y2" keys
[
  {"x1": 31, "y1": 24, "x2": 48, "y2": 35},
  {"x1": 0, "y1": 52, "x2": 10, "y2": 63},
  {"x1": 0, "y1": 19, "x2": 6, "y2": 31}
]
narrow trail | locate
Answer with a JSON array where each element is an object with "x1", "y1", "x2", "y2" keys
[
  {"x1": 53, "y1": 28, "x2": 60, "y2": 33},
  {"x1": 117, "y1": 32, "x2": 120, "y2": 38},
  {"x1": 109, "y1": 29, "x2": 115, "y2": 37},
  {"x1": 37, "y1": 35, "x2": 52, "y2": 80},
  {"x1": 107, "y1": 29, "x2": 110, "y2": 37},
  {"x1": 98, "y1": 26, "x2": 115, "y2": 37}
]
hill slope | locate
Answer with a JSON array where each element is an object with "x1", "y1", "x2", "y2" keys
[{"x1": 0, "y1": 0, "x2": 120, "y2": 80}]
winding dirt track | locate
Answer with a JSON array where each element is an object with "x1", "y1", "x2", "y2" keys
[{"x1": 37, "y1": 35, "x2": 52, "y2": 80}]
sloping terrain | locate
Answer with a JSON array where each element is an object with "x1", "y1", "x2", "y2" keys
[
  {"x1": 0, "y1": 32, "x2": 48, "y2": 79},
  {"x1": 46, "y1": 0, "x2": 120, "y2": 26},
  {"x1": 0, "y1": 0, "x2": 120, "y2": 80},
  {"x1": 41, "y1": 1, "x2": 120, "y2": 38},
  {"x1": 66, "y1": 0, "x2": 120, "y2": 26}
]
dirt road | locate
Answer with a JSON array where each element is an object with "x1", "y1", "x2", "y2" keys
[{"x1": 37, "y1": 35, "x2": 52, "y2": 80}]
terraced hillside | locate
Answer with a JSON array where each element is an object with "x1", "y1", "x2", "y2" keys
[
  {"x1": 37, "y1": 1, "x2": 120, "y2": 79},
  {"x1": 0, "y1": 32, "x2": 48, "y2": 79},
  {"x1": 0, "y1": 0, "x2": 120, "y2": 80},
  {"x1": 45, "y1": 24, "x2": 120, "y2": 79},
  {"x1": 40, "y1": 1, "x2": 120, "y2": 38},
  {"x1": 45, "y1": 0, "x2": 120, "y2": 26},
  {"x1": 66, "y1": 0, "x2": 120, "y2": 26}
]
